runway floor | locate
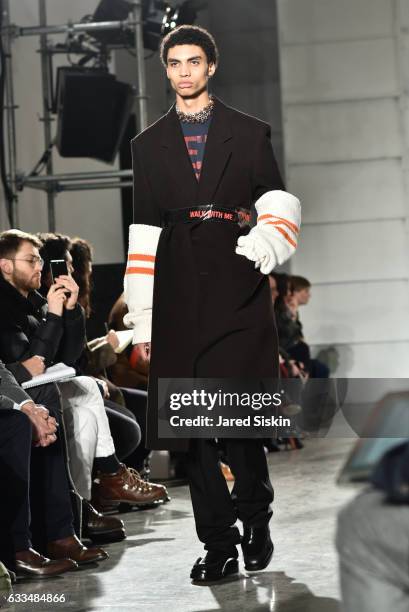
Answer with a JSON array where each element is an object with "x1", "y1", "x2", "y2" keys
[{"x1": 6, "y1": 438, "x2": 359, "y2": 612}]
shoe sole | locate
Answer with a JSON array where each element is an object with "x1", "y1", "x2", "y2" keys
[
  {"x1": 244, "y1": 546, "x2": 274, "y2": 572},
  {"x1": 16, "y1": 566, "x2": 77, "y2": 580},
  {"x1": 95, "y1": 497, "x2": 169, "y2": 512},
  {"x1": 84, "y1": 529, "x2": 126, "y2": 544},
  {"x1": 190, "y1": 558, "x2": 239, "y2": 583},
  {"x1": 75, "y1": 556, "x2": 108, "y2": 566}
]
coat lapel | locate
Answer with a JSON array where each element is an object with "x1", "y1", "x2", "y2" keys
[
  {"x1": 160, "y1": 96, "x2": 233, "y2": 204},
  {"x1": 160, "y1": 103, "x2": 198, "y2": 202},
  {"x1": 197, "y1": 97, "x2": 233, "y2": 202}
]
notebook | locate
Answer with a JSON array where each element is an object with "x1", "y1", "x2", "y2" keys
[
  {"x1": 22, "y1": 362, "x2": 76, "y2": 389},
  {"x1": 87, "y1": 330, "x2": 134, "y2": 355}
]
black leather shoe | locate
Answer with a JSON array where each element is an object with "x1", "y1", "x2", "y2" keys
[
  {"x1": 190, "y1": 550, "x2": 239, "y2": 583},
  {"x1": 241, "y1": 525, "x2": 274, "y2": 572},
  {"x1": 82, "y1": 500, "x2": 126, "y2": 543}
]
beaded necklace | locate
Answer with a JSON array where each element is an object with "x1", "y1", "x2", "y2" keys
[{"x1": 176, "y1": 96, "x2": 215, "y2": 124}]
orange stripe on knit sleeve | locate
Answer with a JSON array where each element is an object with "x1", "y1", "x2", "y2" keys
[
  {"x1": 128, "y1": 253, "x2": 155, "y2": 263},
  {"x1": 125, "y1": 267, "x2": 155, "y2": 276},
  {"x1": 258, "y1": 214, "x2": 299, "y2": 235},
  {"x1": 265, "y1": 223, "x2": 297, "y2": 248}
]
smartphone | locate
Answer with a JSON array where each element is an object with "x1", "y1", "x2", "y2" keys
[{"x1": 50, "y1": 259, "x2": 68, "y2": 284}]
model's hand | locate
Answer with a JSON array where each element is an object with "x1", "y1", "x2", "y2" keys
[
  {"x1": 21, "y1": 355, "x2": 45, "y2": 377},
  {"x1": 137, "y1": 342, "x2": 151, "y2": 363},
  {"x1": 55, "y1": 275, "x2": 79, "y2": 310},
  {"x1": 47, "y1": 284, "x2": 67, "y2": 316},
  {"x1": 21, "y1": 402, "x2": 57, "y2": 447}
]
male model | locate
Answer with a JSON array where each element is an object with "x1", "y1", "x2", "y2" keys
[{"x1": 124, "y1": 25, "x2": 300, "y2": 582}]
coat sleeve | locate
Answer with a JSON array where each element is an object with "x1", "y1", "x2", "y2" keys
[
  {"x1": 236, "y1": 124, "x2": 301, "y2": 274},
  {"x1": 28, "y1": 313, "x2": 64, "y2": 365},
  {"x1": 56, "y1": 304, "x2": 86, "y2": 366},
  {"x1": 0, "y1": 315, "x2": 63, "y2": 383},
  {"x1": 0, "y1": 360, "x2": 32, "y2": 407},
  {"x1": 251, "y1": 124, "x2": 285, "y2": 201},
  {"x1": 123, "y1": 139, "x2": 162, "y2": 344},
  {"x1": 131, "y1": 139, "x2": 161, "y2": 226}
]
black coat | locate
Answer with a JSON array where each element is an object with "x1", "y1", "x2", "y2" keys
[
  {"x1": 0, "y1": 274, "x2": 85, "y2": 384},
  {"x1": 131, "y1": 96, "x2": 284, "y2": 451}
]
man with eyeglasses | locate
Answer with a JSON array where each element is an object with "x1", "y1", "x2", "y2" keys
[
  {"x1": 0, "y1": 229, "x2": 109, "y2": 568},
  {"x1": 0, "y1": 229, "x2": 83, "y2": 385}
]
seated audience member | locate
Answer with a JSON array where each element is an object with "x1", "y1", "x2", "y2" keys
[
  {"x1": 70, "y1": 238, "x2": 156, "y2": 476},
  {"x1": 38, "y1": 233, "x2": 139, "y2": 462},
  {"x1": 40, "y1": 232, "x2": 168, "y2": 498},
  {"x1": 270, "y1": 273, "x2": 310, "y2": 377},
  {"x1": 0, "y1": 231, "x2": 166, "y2": 524},
  {"x1": 290, "y1": 275, "x2": 329, "y2": 379},
  {"x1": 0, "y1": 359, "x2": 106, "y2": 576},
  {"x1": 108, "y1": 293, "x2": 149, "y2": 391},
  {"x1": 336, "y1": 440, "x2": 409, "y2": 612}
]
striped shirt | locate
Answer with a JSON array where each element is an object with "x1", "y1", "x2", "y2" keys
[{"x1": 180, "y1": 117, "x2": 212, "y2": 181}]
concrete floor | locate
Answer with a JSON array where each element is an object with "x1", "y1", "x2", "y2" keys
[{"x1": 5, "y1": 438, "x2": 359, "y2": 612}]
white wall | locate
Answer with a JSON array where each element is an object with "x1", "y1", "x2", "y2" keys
[
  {"x1": 2, "y1": 1, "x2": 125, "y2": 264},
  {"x1": 277, "y1": 0, "x2": 409, "y2": 376}
]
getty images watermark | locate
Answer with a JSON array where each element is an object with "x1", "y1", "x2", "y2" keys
[
  {"x1": 157, "y1": 379, "x2": 299, "y2": 438},
  {"x1": 168, "y1": 389, "x2": 290, "y2": 428}
]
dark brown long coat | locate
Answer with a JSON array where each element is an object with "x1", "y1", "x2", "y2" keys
[{"x1": 131, "y1": 96, "x2": 283, "y2": 451}]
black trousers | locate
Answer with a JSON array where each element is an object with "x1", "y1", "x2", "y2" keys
[
  {"x1": 26, "y1": 383, "x2": 75, "y2": 551},
  {"x1": 104, "y1": 399, "x2": 141, "y2": 461},
  {"x1": 185, "y1": 438, "x2": 274, "y2": 555},
  {"x1": 0, "y1": 402, "x2": 74, "y2": 562},
  {"x1": 118, "y1": 388, "x2": 151, "y2": 471},
  {"x1": 0, "y1": 410, "x2": 31, "y2": 567}
]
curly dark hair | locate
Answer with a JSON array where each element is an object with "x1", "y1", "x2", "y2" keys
[{"x1": 160, "y1": 24, "x2": 219, "y2": 68}]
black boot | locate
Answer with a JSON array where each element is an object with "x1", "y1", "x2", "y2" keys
[
  {"x1": 82, "y1": 500, "x2": 126, "y2": 543},
  {"x1": 241, "y1": 525, "x2": 274, "y2": 572},
  {"x1": 190, "y1": 550, "x2": 239, "y2": 583}
]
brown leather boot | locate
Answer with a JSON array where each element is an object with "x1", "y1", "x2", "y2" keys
[
  {"x1": 47, "y1": 534, "x2": 108, "y2": 566},
  {"x1": 15, "y1": 548, "x2": 77, "y2": 578},
  {"x1": 91, "y1": 464, "x2": 170, "y2": 511}
]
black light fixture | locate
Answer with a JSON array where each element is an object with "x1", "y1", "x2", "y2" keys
[
  {"x1": 55, "y1": 67, "x2": 135, "y2": 163},
  {"x1": 92, "y1": 0, "x2": 197, "y2": 51}
]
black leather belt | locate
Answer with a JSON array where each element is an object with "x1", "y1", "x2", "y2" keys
[{"x1": 163, "y1": 205, "x2": 251, "y2": 228}]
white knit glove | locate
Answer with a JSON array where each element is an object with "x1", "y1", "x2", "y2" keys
[
  {"x1": 236, "y1": 190, "x2": 301, "y2": 274},
  {"x1": 123, "y1": 224, "x2": 162, "y2": 344}
]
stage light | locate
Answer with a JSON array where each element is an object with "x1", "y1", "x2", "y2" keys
[
  {"x1": 92, "y1": 0, "x2": 197, "y2": 51},
  {"x1": 55, "y1": 67, "x2": 134, "y2": 163}
]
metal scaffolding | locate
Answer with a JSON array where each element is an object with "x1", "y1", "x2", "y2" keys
[{"x1": 1, "y1": 0, "x2": 147, "y2": 230}]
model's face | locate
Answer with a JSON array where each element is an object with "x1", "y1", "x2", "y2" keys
[
  {"x1": 166, "y1": 44, "x2": 216, "y2": 99},
  {"x1": 0, "y1": 241, "x2": 43, "y2": 294}
]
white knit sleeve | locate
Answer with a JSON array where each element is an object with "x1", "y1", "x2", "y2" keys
[
  {"x1": 236, "y1": 190, "x2": 301, "y2": 274},
  {"x1": 123, "y1": 224, "x2": 162, "y2": 344}
]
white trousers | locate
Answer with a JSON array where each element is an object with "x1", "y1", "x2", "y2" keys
[{"x1": 59, "y1": 376, "x2": 116, "y2": 500}]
